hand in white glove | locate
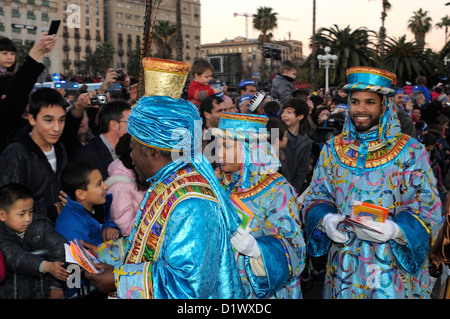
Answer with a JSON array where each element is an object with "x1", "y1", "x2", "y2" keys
[
  {"x1": 353, "y1": 219, "x2": 400, "y2": 243},
  {"x1": 322, "y1": 213, "x2": 349, "y2": 243},
  {"x1": 230, "y1": 228, "x2": 261, "y2": 258}
]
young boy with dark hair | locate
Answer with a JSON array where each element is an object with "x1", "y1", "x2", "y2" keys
[
  {"x1": 0, "y1": 183, "x2": 69, "y2": 299},
  {"x1": 55, "y1": 162, "x2": 120, "y2": 246},
  {"x1": 187, "y1": 59, "x2": 223, "y2": 108},
  {"x1": 0, "y1": 87, "x2": 68, "y2": 222},
  {"x1": 271, "y1": 60, "x2": 298, "y2": 105},
  {"x1": 280, "y1": 98, "x2": 313, "y2": 195}
]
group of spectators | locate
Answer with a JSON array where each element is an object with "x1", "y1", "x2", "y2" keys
[{"x1": 0, "y1": 29, "x2": 449, "y2": 299}]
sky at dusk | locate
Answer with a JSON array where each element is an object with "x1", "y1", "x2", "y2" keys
[{"x1": 201, "y1": 0, "x2": 450, "y2": 56}]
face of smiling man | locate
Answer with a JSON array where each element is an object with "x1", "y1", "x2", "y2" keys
[{"x1": 349, "y1": 91, "x2": 383, "y2": 133}]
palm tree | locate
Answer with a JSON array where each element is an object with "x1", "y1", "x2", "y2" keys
[
  {"x1": 314, "y1": 25, "x2": 377, "y2": 84},
  {"x1": 382, "y1": 35, "x2": 431, "y2": 85},
  {"x1": 407, "y1": 8, "x2": 433, "y2": 47},
  {"x1": 252, "y1": 7, "x2": 278, "y2": 46},
  {"x1": 436, "y1": 15, "x2": 450, "y2": 46},
  {"x1": 95, "y1": 42, "x2": 116, "y2": 73},
  {"x1": 175, "y1": 0, "x2": 183, "y2": 61},
  {"x1": 153, "y1": 20, "x2": 177, "y2": 59}
]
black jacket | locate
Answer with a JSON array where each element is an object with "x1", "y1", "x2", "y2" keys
[
  {"x1": 0, "y1": 126, "x2": 68, "y2": 222},
  {"x1": 0, "y1": 55, "x2": 45, "y2": 153},
  {"x1": 0, "y1": 214, "x2": 67, "y2": 299},
  {"x1": 70, "y1": 135, "x2": 114, "y2": 179},
  {"x1": 283, "y1": 131, "x2": 313, "y2": 195}
]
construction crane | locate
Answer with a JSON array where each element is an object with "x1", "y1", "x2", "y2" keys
[
  {"x1": 233, "y1": 12, "x2": 251, "y2": 39},
  {"x1": 233, "y1": 12, "x2": 299, "y2": 39}
]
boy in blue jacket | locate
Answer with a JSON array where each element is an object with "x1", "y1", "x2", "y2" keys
[{"x1": 55, "y1": 162, "x2": 120, "y2": 245}]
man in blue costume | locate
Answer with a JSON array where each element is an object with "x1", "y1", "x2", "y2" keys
[
  {"x1": 83, "y1": 57, "x2": 245, "y2": 299},
  {"x1": 212, "y1": 112, "x2": 305, "y2": 298},
  {"x1": 303, "y1": 66, "x2": 443, "y2": 299}
]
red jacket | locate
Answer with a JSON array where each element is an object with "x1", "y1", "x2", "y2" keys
[{"x1": 187, "y1": 81, "x2": 215, "y2": 107}]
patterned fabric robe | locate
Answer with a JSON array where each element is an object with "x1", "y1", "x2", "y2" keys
[
  {"x1": 303, "y1": 99, "x2": 443, "y2": 299},
  {"x1": 218, "y1": 170, "x2": 306, "y2": 299},
  {"x1": 97, "y1": 162, "x2": 245, "y2": 299}
]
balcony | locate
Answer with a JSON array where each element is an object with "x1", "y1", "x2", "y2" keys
[
  {"x1": 74, "y1": 60, "x2": 82, "y2": 67},
  {"x1": 63, "y1": 45, "x2": 71, "y2": 51},
  {"x1": 74, "y1": 45, "x2": 82, "y2": 52}
]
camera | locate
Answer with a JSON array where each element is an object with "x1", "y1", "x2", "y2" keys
[
  {"x1": 90, "y1": 94, "x2": 107, "y2": 106},
  {"x1": 115, "y1": 69, "x2": 125, "y2": 82}
]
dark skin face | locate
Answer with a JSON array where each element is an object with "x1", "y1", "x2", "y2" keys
[
  {"x1": 83, "y1": 136, "x2": 171, "y2": 294},
  {"x1": 349, "y1": 91, "x2": 383, "y2": 133}
]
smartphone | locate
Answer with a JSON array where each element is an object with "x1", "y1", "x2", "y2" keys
[{"x1": 48, "y1": 20, "x2": 61, "y2": 35}]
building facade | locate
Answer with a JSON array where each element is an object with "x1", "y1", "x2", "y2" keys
[
  {"x1": 1, "y1": 0, "x2": 200, "y2": 76},
  {"x1": 201, "y1": 36, "x2": 303, "y2": 87},
  {"x1": 104, "y1": 0, "x2": 201, "y2": 70}
]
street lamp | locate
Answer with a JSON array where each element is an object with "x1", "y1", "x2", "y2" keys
[
  {"x1": 445, "y1": 56, "x2": 450, "y2": 66},
  {"x1": 317, "y1": 46, "x2": 337, "y2": 94}
]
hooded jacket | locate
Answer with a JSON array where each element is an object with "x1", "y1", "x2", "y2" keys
[{"x1": 104, "y1": 159, "x2": 145, "y2": 236}]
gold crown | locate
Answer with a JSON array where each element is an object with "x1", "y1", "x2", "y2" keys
[{"x1": 142, "y1": 57, "x2": 191, "y2": 99}]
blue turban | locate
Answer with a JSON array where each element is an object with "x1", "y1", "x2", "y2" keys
[{"x1": 127, "y1": 95, "x2": 241, "y2": 233}]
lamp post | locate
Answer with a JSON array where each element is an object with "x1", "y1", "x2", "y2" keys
[{"x1": 317, "y1": 46, "x2": 337, "y2": 94}]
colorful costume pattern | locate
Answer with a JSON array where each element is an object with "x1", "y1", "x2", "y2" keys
[
  {"x1": 213, "y1": 112, "x2": 306, "y2": 299},
  {"x1": 98, "y1": 163, "x2": 244, "y2": 299},
  {"x1": 303, "y1": 67, "x2": 443, "y2": 299}
]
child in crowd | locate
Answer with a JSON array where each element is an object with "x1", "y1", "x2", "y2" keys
[
  {"x1": 271, "y1": 60, "x2": 298, "y2": 104},
  {"x1": 280, "y1": 98, "x2": 313, "y2": 195},
  {"x1": 55, "y1": 162, "x2": 120, "y2": 245},
  {"x1": 0, "y1": 183, "x2": 69, "y2": 299},
  {"x1": 0, "y1": 37, "x2": 17, "y2": 74},
  {"x1": 263, "y1": 100, "x2": 282, "y2": 118},
  {"x1": 105, "y1": 134, "x2": 146, "y2": 236},
  {"x1": 0, "y1": 88, "x2": 68, "y2": 223},
  {"x1": 187, "y1": 59, "x2": 223, "y2": 108}
]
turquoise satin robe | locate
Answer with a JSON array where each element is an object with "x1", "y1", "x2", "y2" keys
[{"x1": 97, "y1": 162, "x2": 245, "y2": 299}]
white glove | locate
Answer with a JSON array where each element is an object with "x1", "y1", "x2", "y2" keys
[
  {"x1": 322, "y1": 213, "x2": 349, "y2": 243},
  {"x1": 230, "y1": 228, "x2": 261, "y2": 258},
  {"x1": 353, "y1": 219, "x2": 400, "y2": 243}
]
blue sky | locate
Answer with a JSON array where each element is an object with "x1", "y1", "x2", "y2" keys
[{"x1": 201, "y1": 0, "x2": 450, "y2": 55}]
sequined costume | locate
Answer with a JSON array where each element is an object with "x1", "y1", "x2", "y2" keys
[
  {"x1": 212, "y1": 112, "x2": 306, "y2": 299},
  {"x1": 303, "y1": 67, "x2": 443, "y2": 299},
  {"x1": 95, "y1": 58, "x2": 245, "y2": 299}
]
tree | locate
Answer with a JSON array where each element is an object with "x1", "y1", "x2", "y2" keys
[
  {"x1": 153, "y1": 20, "x2": 177, "y2": 59},
  {"x1": 314, "y1": 25, "x2": 377, "y2": 84},
  {"x1": 382, "y1": 35, "x2": 431, "y2": 85},
  {"x1": 252, "y1": 6, "x2": 278, "y2": 46},
  {"x1": 436, "y1": 15, "x2": 450, "y2": 47},
  {"x1": 407, "y1": 8, "x2": 433, "y2": 47},
  {"x1": 95, "y1": 42, "x2": 116, "y2": 74},
  {"x1": 175, "y1": 0, "x2": 183, "y2": 61}
]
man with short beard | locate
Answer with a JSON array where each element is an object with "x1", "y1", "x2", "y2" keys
[{"x1": 302, "y1": 66, "x2": 443, "y2": 299}]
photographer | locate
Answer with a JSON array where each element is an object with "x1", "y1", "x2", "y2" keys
[{"x1": 97, "y1": 67, "x2": 132, "y2": 103}]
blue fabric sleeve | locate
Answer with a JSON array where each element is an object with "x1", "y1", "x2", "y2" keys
[
  {"x1": 244, "y1": 235, "x2": 291, "y2": 299},
  {"x1": 305, "y1": 202, "x2": 338, "y2": 257},
  {"x1": 391, "y1": 211, "x2": 431, "y2": 274}
]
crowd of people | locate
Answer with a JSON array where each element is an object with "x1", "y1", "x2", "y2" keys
[{"x1": 0, "y1": 30, "x2": 448, "y2": 301}]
